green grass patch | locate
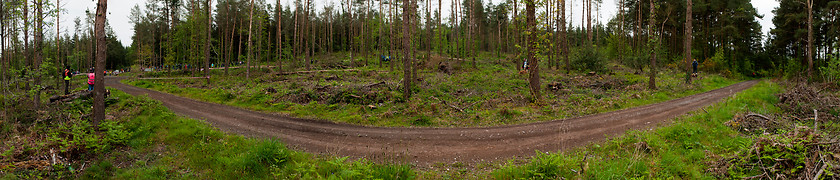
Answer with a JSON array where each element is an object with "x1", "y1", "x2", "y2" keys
[{"x1": 491, "y1": 80, "x2": 781, "y2": 179}]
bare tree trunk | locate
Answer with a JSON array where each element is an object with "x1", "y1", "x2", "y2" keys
[
  {"x1": 514, "y1": 0, "x2": 519, "y2": 71},
  {"x1": 619, "y1": 0, "x2": 623, "y2": 64},
  {"x1": 57, "y1": 0, "x2": 62, "y2": 93},
  {"x1": 526, "y1": 0, "x2": 540, "y2": 102},
  {"x1": 348, "y1": 0, "x2": 354, "y2": 68},
  {"x1": 227, "y1": 18, "x2": 235, "y2": 76},
  {"x1": 469, "y1": 0, "x2": 475, "y2": 68},
  {"x1": 648, "y1": 0, "x2": 656, "y2": 89},
  {"x1": 806, "y1": 0, "x2": 813, "y2": 80},
  {"x1": 24, "y1": 0, "x2": 30, "y2": 92},
  {"x1": 427, "y1": 0, "x2": 431, "y2": 68},
  {"x1": 277, "y1": 1, "x2": 282, "y2": 74},
  {"x1": 34, "y1": 0, "x2": 44, "y2": 109},
  {"x1": 562, "y1": 0, "x2": 569, "y2": 74},
  {"x1": 205, "y1": 0, "x2": 211, "y2": 85},
  {"x1": 684, "y1": 0, "x2": 692, "y2": 84},
  {"x1": 1, "y1": 0, "x2": 5, "y2": 98},
  {"x1": 305, "y1": 0, "x2": 311, "y2": 70},
  {"x1": 247, "y1": 0, "x2": 254, "y2": 79},
  {"x1": 93, "y1": 0, "x2": 108, "y2": 126},
  {"x1": 403, "y1": 0, "x2": 412, "y2": 100}
]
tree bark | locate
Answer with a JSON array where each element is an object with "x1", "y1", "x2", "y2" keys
[
  {"x1": 685, "y1": 0, "x2": 692, "y2": 84},
  {"x1": 648, "y1": 0, "x2": 656, "y2": 89},
  {"x1": 34, "y1": 0, "x2": 44, "y2": 109},
  {"x1": 247, "y1": 0, "x2": 254, "y2": 79},
  {"x1": 349, "y1": 0, "x2": 354, "y2": 68},
  {"x1": 403, "y1": 0, "x2": 412, "y2": 100},
  {"x1": 806, "y1": 0, "x2": 813, "y2": 80},
  {"x1": 526, "y1": 0, "x2": 540, "y2": 102},
  {"x1": 205, "y1": 0, "x2": 211, "y2": 85},
  {"x1": 93, "y1": 0, "x2": 108, "y2": 126},
  {"x1": 57, "y1": 0, "x2": 62, "y2": 93},
  {"x1": 277, "y1": 0, "x2": 283, "y2": 74}
]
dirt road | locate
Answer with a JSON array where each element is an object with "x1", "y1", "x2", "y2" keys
[{"x1": 107, "y1": 77, "x2": 757, "y2": 165}]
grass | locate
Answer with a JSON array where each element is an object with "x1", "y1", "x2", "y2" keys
[
  {"x1": 490, "y1": 80, "x2": 782, "y2": 179},
  {"x1": 124, "y1": 51, "x2": 739, "y2": 127},
  {"x1": 1, "y1": 89, "x2": 415, "y2": 179}
]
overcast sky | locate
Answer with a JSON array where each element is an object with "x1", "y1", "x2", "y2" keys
[{"x1": 60, "y1": 0, "x2": 780, "y2": 46}]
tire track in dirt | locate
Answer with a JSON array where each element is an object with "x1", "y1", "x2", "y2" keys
[{"x1": 107, "y1": 77, "x2": 757, "y2": 165}]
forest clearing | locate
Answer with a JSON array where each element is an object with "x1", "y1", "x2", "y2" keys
[{"x1": 2, "y1": 0, "x2": 840, "y2": 179}]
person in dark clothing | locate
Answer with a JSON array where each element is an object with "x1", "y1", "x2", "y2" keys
[
  {"x1": 63, "y1": 67, "x2": 72, "y2": 95},
  {"x1": 692, "y1": 59, "x2": 699, "y2": 75}
]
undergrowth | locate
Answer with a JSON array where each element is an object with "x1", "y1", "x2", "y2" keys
[
  {"x1": 1, "y1": 89, "x2": 415, "y2": 179},
  {"x1": 491, "y1": 80, "x2": 781, "y2": 179}
]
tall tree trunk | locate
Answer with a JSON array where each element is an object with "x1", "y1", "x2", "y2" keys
[
  {"x1": 227, "y1": 18, "x2": 235, "y2": 76},
  {"x1": 57, "y1": 0, "x2": 62, "y2": 93},
  {"x1": 648, "y1": 0, "x2": 656, "y2": 89},
  {"x1": 469, "y1": 0, "x2": 476, "y2": 68},
  {"x1": 24, "y1": 0, "x2": 30, "y2": 92},
  {"x1": 93, "y1": 0, "x2": 108, "y2": 126},
  {"x1": 585, "y1": 0, "x2": 590, "y2": 42},
  {"x1": 526, "y1": 0, "x2": 540, "y2": 102},
  {"x1": 427, "y1": 0, "x2": 431, "y2": 68},
  {"x1": 561, "y1": 0, "x2": 570, "y2": 74},
  {"x1": 247, "y1": 0, "x2": 254, "y2": 79},
  {"x1": 403, "y1": 0, "x2": 412, "y2": 100},
  {"x1": 205, "y1": 0, "x2": 211, "y2": 85},
  {"x1": 684, "y1": 0, "x2": 692, "y2": 84},
  {"x1": 305, "y1": 0, "x2": 311, "y2": 70},
  {"x1": 349, "y1": 0, "x2": 354, "y2": 68},
  {"x1": 806, "y1": 0, "x2": 813, "y2": 80},
  {"x1": 277, "y1": 1, "x2": 282, "y2": 74},
  {"x1": 515, "y1": 0, "x2": 519, "y2": 70},
  {"x1": 34, "y1": 0, "x2": 44, "y2": 109}
]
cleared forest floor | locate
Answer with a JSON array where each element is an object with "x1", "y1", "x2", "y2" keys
[
  {"x1": 125, "y1": 52, "x2": 739, "y2": 127},
  {"x1": 108, "y1": 74, "x2": 756, "y2": 166}
]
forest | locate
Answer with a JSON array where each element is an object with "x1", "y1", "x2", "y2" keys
[{"x1": 1, "y1": 0, "x2": 839, "y2": 178}]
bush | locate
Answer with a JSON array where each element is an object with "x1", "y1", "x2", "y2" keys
[
  {"x1": 572, "y1": 45, "x2": 608, "y2": 73},
  {"x1": 820, "y1": 54, "x2": 840, "y2": 85},
  {"x1": 240, "y1": 140, "x2": 290, "y2": 174}
]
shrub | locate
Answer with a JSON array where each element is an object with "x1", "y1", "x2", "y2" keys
[
  {"x1": 820, "y1": 54, "x2": 840, "y2": 85},
  {"x1": 240, "y1": 140, "x2": 290, "y2": 174},
  {"x1": 572, "y1": 45, "x2": 608, "y2": 73}
]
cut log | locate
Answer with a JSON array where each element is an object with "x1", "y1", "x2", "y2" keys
[{"x1": 49, "y1": 90, "x2": 110, "y2": 104}]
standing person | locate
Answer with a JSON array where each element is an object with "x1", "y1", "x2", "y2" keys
[
  {"x1": 63, "y1": 67, "x2": 72, "y2": 95},
  {"x1": 87, "y1": 69, "x2": 95, "y2": 91},
  {"x1": 692, "y1": 59, "x2": 699, "y2": 76}
]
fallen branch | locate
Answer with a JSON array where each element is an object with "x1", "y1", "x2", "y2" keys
[
  {"x1": 431, "y1": 96, "x2": 464, "y2": 112},
  {"x1": 746, "y1": 113, "x2": 771, "y2": 121},
  {"x1": 813, "y1": 163, "x2": 827, "y2": 180},
  {"x1": 281, "y1": 69, "x2": 383, "y2": 75},
  {"x1": 364, "y1": 81, "x2": 386, "y2": 88}
]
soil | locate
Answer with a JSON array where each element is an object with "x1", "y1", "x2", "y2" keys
[{"x1": 107, "y1": 77, "x2": 757, "y2": 166}]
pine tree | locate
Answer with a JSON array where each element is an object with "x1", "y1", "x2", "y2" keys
[{"x1": 93, "y1": 0, "x2": 108, "y2": 126}]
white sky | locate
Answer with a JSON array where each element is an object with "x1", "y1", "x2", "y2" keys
[{"x1": 59, "y1": 0, "x2": 780, "y2": 46}]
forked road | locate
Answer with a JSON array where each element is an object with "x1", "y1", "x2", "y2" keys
[{"x1": 107, "y1": 77, "x2": 757, "y2": 165}]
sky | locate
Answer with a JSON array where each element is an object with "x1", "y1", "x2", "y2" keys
[{"x1": 61, "y1": 0, "x2": 780, "y2": 46}]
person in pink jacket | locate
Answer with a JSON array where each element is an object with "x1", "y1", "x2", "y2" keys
[{"x1": 87, "y1": 70, "x2": 95, "y2": 91}]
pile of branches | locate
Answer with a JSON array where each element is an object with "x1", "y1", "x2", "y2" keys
[
  {"x1": 725, "y1": 112, "x2": 790, "y2": 134},
  {"x1": 777, "y1": 83, "x2": 840, "y2": 121},
  {"x1": 709, "y1": 127, "x2": 839, "y2": 179}
]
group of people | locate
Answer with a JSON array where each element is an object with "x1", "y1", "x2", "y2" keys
[{"x1": 61, "y1": 67, "x2": 120, "y2": 95}]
